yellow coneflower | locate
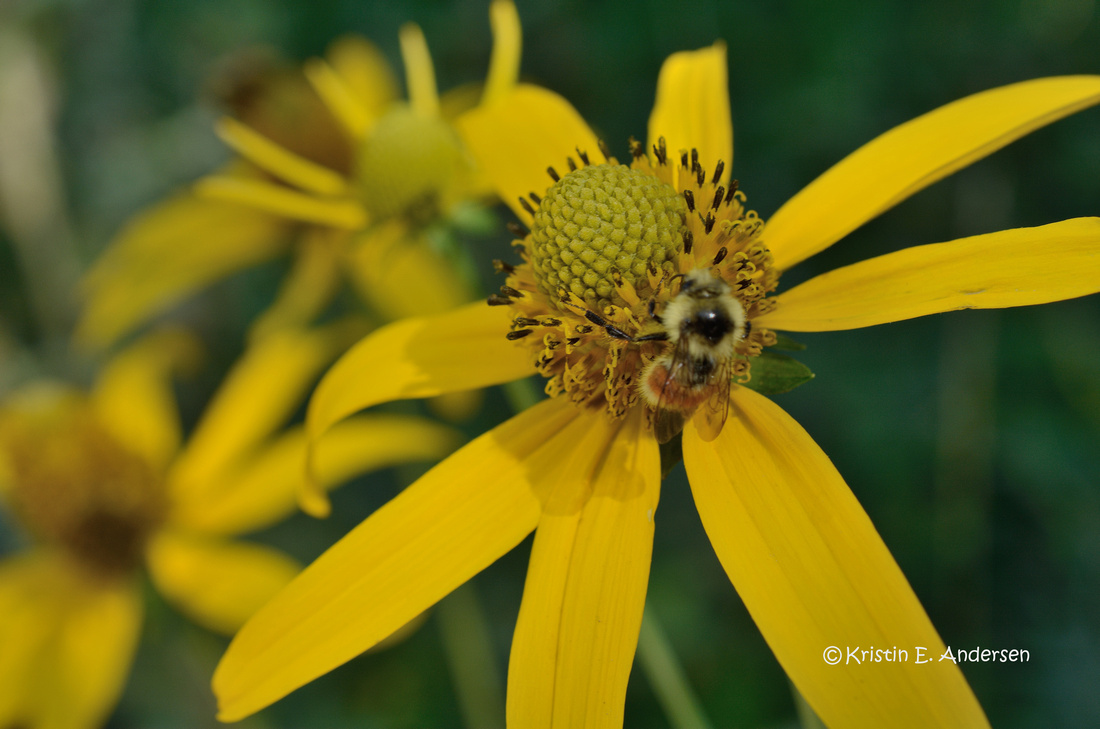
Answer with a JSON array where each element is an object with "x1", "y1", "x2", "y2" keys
[{"x1": 212, "y1": 45, "x2": 1100, "y2": 728}]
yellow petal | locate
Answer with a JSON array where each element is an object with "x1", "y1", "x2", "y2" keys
[
  {"x1": 481, "y1": 0, "x2": 522, "y2": 107},
  {"x1": 90, "y1": 328, "x2": 200, "y2": 472},
  {"x1": 307, "y1": 301, "x2": 533, "y2": 449},
  {"x1": 247, "y1": 228, "x2": 345, "y2": 342},
  {"x1": 76, "y1": 193, "x2": 287, "y2": 350},
  {"x1": 214, "y1": 397, "x2": 581, "y2": 721},
  {"x1": 0, "y1": 551, "x2": 142, "y2": 729},
  {"x1": 508, "y1": 408, "x2": 659, "y2": 729},
  {"x1": 683, "y1": 387, "x2": 988, "y2": 728},
  {"x1": 170, "y1": 324, "x2": 353, "y2": 505},
  {"x1": 757, "y1": 218, "x2": 1100, "y2": 332},
  {"x1": 216, "y1": 117, "x2": 348, "y2": 195},
  {"x1": 765, "y1": 75, "x2": 1100, "y2": 270},
  {"x1": 399, "y1": 23, "x2": 440, "y2": 118},
  {"x1": 647, "y1": 43, "x2": 732, "y2": 183},
  {"x1": 457, "y1": 84, "x2": 602, "y2": 223},
  {"x1": 172, "y1": 414, "x2": 460, "y2": 536},
  {"x1": 146, "y1": 530, "x2": 301, "y2": 635},
  {"x1": 195, "y1": 175, "x2": 367, "y2": 229},
  {"x1": 304, "y1": 57, "x2": 373, "y2": 140},
  {"x1": 344, "y1": 221, "x2": 475, "y2": 321},
  {"x1": 325, "y1": 35, "x2": 399, "y2": 128}
]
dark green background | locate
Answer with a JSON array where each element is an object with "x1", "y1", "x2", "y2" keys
[{"x1": 1, "y1": 0, "x2": 1098, "y2": 727}]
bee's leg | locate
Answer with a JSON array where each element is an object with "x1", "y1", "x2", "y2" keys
[
  {"x1": 582, "y1": 310, "x2": 635, "y2": 341},
  {"x1": 647, "y1": 299, "x2": 663, "y2": 324}
]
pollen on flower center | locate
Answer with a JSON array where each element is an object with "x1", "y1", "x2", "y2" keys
[
  {"x1": 355, "y1": 105, "x2": 467, "y2": 224},
  {"x1": 2, "y1": 395, "x2": 168, "y2": 579},
  {"x1": 528, "y1": 163, "x2": 685, "y2": 312}
]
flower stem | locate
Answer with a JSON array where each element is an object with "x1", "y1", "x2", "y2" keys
[
  {"x1": 436, "y1": 582, "x2": 505, "y2": 729},
  {"x1": 636, "y1": 602, "x2": 712, "y2": 729}
]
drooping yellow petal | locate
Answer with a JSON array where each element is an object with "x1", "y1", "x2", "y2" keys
[
  {"x1": 457, "y1": 84, "x2": 602, "y2": 223},
  {"x1": 146, "y1": 530, "x2": 301, "y2": 635},
  {"x1": 76, "y1": 193, "x2": 288, "y2": 350},
  {"x1": 195, "y1": 175, "x2": 367, "y2": 229},
  {"x1": 170, "y1": 323, "x2": 354, "y2": 505},
  {"x1": 481, "y1": 0, "x2": 522, "y2": 107},
  {"x1": 304, "y1": 57, "x2": 373, "y2": 139},
  {"x1": 0, "y1": 551, "x2": 142, "y2": 729},
  {"x1": 344, "y1": 221, "x2": 475, "y2": 321},
  {"x1": 647, "y1": 43, "x2": 732, "y2": 184},
  {"x1": 215, "y1": 117, "x2": 348, "y2": 196},
  {"x1": 172, "y1": 414, "x2": 460, "y2": 536},
  {"x1": 757, "y1": 218, "x2": 1100, "y2": 332},
  {"x1": 683, "y1": 387, "x2": 988, "y2": 728},
  {"x1": 325, "y1": 35, "x2": 399, "y2": 130},
  {"x1": 90, "y1": 328, "x2": 200, "y2": 472},
  {"x1": 399, "y1": 23, "x2": 440, "y2": 118},
  {"x1": 765, "y1": 75, "x2": 1100, "y2": 270},
  {"x1": 248, "y1": 228, "x2": 345, "y2": 342},
  {"x1": 214, "y1": 398, "x2": 581, "y2": 721},
  {"x1": 307, "y1": 301, "x2": 533, "y2": 448},
  {"x1": 508, "y1": 408, "x2": 659, "y2": 729}
]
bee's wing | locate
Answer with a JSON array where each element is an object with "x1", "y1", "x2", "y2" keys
[
  {"x1": 652, "y1": 337, "x2": 695, "y2": 444},
  {"x1": 693, "y1": 356, "x2": 732, "y2": 442}
]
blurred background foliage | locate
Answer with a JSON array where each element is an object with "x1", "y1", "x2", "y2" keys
[{"x1": 1, "y1": 0, "x2": 1098, "y2": 727}]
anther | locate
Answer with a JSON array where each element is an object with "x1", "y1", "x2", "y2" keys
[
  {"x1": 703, "y1": 212, "x2": 716, "y2": 234},
  {"x1": 506, "y1": 221, "x2": 527, "y2": 238},
  {"x1": 712, "y1": 160, "x2": 725, "y2": 184},
  {"x1": 653, "y1": 137, "x2": 668, "y2": 164},
  {"x1": 725, "y1": 179, "x2": 739, "y2": 204},
  {"x1": 518, "y1": 197, "x2": 535, "y2": 216},
  {"x1": 576, "y1": 147, "x2": 591, "y2": 166},
  {"x1": 492, "y1": 259, "x2": 515, "y2": 274},
  {"x1": 500, "y1": 285, "x2": 523, "y2": 298},
  {"x1": 514, "y1": 317, "x2": 542, "y2": 326},
  {"x1": 680, "y1": 151, "x2": 689, "y2": 168},
  {"x1": 506, "y1": 329, "x2": 533, "y2": 340},
  {"x1": 567, "y1": 156, "x2": 578, "y2": 171},
  {"x1": 696, "y1": 167, "x2": 705, "y2": 187},
  {"x1": 712, "y1": 187, "x2": 724, "y2": 211},
  {"x1": 712, "y1": 246, "x2": 728, "y2": 266},
  {"x1": 598, "y1": 139, "x2": 612, "y2": 162},
  {"x1": 683, "y1": 189, "x2": 695, "y2": 212},
  {"x1": 547, "y1": 166, "x2": 560, "y2": 182},
  {"x1": 487, "y1": 294, "x2": 512, "y2": 306},
  {"x1": 690, "y1": 149, "x2": 700, "y2": 175},
  {"x1": 529, "y1": 191, "x2": 541, "y2": 205},
  {"x1": 683, "y1": 230, "x2": 694, "y2": 254},
  {"x1": 629, "y1": 137, "x2": 645, "y2": 159}
]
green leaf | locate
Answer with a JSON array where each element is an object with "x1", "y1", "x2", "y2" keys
[
  {"x1": 768, "y1": 332, "x2": 807, "y2": 351},
  {"x1": 739, "y1": 351, "x2": 815, "y2": 395}
]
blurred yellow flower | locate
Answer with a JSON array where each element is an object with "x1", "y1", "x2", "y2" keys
[
  {"x1": 76, "y1": 0, "x2": 522, "y2": 349},
  {"x1": 0, "y1": 327, "x2": 458, "y2": 729},
  {"x1": 211, "y1": 47, "x2": 1100, "y2": 728}
]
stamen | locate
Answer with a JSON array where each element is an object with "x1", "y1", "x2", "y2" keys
[
  {"x1": 529, "y1": 191, "x2": 541, "y2": 205},
  {"x1": 713, "y1": 246, "x2": 728, "y2": 265},
  {"x1": 598, "y1": 139, "x2": 612, "y2": 162},
  {"x1": 725, "y1": 179, "x2": 739, "y2": 204},
  {"x1": 712, "y1": 160, "x2": 725, "y2": 184},
  {"x1": 547, "y1": 166, "x2": 561, "y2": 182},
  {"x1": 493, "y1": 259, "x2": 515, "y2": 274},
  {"x1": 507, "y1": 221, "x2": 527, "y2": 238},
  {"x1": 683, "y1": 189, "x2": 695, "y2": 212},
  {"x1": 487, "y1": 294, "x2": 512, "y2": 305},
  {"x1": 518, "y1": 197, "x2": 536, "y2": 215},
  {"x1": 567, "y1": 156, "x2": 578, "y2": 171},
  {"x1": 704, "y1": 212, "x2": 717, "y2": 234},
  {"x1": 712, "y1": 187, "x2": 724, "y2": 211},
  {"x1": 629, "y1": 137, "x2": 645, "y2": 159},
  {"x1": 500, "y1": 285, "x2": 523, "y2": 298},
  {"x1": 690, "y1": 149, "x2": 700, "y2": 176},
  {"x1": 506, "y1": 329, "x2": 533, "y2": 340},
  {"x1": 576, "y1": 147, "x2": 591, "y2": 166},
  {"x1": 683, "y1": 230, "x2": 694, "y2": 254}
]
